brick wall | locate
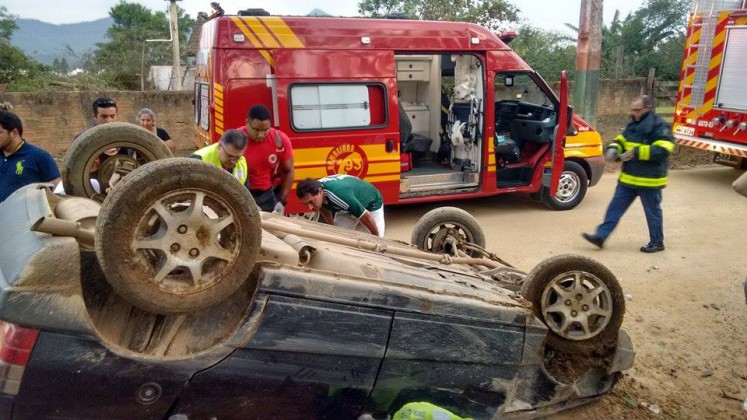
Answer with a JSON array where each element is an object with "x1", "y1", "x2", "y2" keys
[
  {"x1": 2, "y1": 79, "x2": 648, "y2": 157},
  {"x1": 0, "y1": 91, "x2": 195, "y2": 157}
]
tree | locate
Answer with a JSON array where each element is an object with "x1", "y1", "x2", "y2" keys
[
  {"x1": 88, "y1": 2, "x2": 194, "y2": 90},
  {"x1": 358, "y1": 0, "x2": 519, "y2": 31},
  {"x1": 509, "y1": 26, "x2": 577, "y2": 81},
  {"x1": 0, "y1": 6, "x2": 51, "y2": 88},
  {"x1": 0, "y1": 6, "x2": 18, "y2": 41},
  {"x1": 601, "y1": 0, "x2": 689, "y2": 80}
]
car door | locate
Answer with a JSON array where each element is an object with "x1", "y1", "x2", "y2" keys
[{"x1": 169, "y1": 293, "x2": 392, "y2": 419}]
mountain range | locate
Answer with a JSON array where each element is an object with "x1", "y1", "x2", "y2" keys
[{"x1": 10, "y1": 18, "x2": 113, "y2": 68}]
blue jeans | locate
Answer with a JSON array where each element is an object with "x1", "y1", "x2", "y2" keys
[{"x1": 595, "y1": 183, "x2": 664, "y2": 245}]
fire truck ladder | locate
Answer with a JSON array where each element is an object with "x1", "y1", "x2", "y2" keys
[{"x1": 684, "y1": 0, "x2": 743, "y2": 110}]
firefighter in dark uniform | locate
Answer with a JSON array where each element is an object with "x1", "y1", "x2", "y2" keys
[{"x1": 583, "y1": 95, "x2": 675, "y2": 253}]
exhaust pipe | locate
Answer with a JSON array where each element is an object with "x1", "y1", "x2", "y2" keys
[{"x1": 30, "y1": 217, "x2": 96, "y2": 250}]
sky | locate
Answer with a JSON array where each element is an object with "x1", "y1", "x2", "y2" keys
[{"x1": 4, "y1": 0, "x2": 646, "y2": 33}]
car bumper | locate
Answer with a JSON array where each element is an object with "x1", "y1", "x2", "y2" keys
[{"x1": 586, "y1": 155, "x2": 605, "y2": 187}]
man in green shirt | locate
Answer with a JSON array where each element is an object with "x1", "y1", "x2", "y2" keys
[{"x1": 296, "y1": 175, "x2": 385, "y2": 237}]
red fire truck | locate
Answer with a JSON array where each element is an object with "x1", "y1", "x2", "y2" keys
[
  {"x1": 673, "y1": 0, "x2": 747, "y2": 168},
  {"x1": 194, "y1": 9, "x2": 606, "y2": 214}
]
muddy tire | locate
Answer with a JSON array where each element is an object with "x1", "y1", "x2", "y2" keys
[
  {"x1": 62, "y1": 122, "x2": 172, "y2": 200},
  {"x1": 411, "y1": 207, "x2": 485, "y2": 257},
  {"x1": 95, "y1": 158, "x2": 261, "y2": 314},
  {"x1": 541, "y1": 161, "x2": 588, "y2": 211},
  {"x1": 521, "y1": 254, "x2": 625, "y2": 355}
]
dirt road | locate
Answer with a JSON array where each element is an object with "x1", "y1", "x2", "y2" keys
[{"x1": 385, "y1": 165, "x2": 747, "y2": 418}]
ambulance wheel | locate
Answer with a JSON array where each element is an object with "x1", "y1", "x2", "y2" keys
[
  {"x1": 541, "y1": 161, "x2": 588, "y2": 211},
  {"x1": 96, "y1": 158, "x2": 262, "y2": 314},
  {"x1": 411, "y1": 207, "x2": 485, "y2": 257},
  {"x1": 521, "y1": 254, "x2": 625, "y2": 355},
  {"x1": 62, "y1": 122, "x2": 172, "y2": 201}
]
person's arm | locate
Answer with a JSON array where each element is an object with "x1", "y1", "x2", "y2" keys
[
  {"x1": 635, "y1": 120, "x2": 675, "y2": 162},
  {"x1": 157, "y1": 128, "x2": 177, "y2": 153},
  {"x1": 163, "y1": 139, "x2": 177, "y2": 153},
  {"x1": 319, "y1": 208, "x2": 335, "y2": 225},
  {"x1": 38, "y1": 151, "x2": 61, "y2": 186},
  {"x1": 277, "y1": 134, "x2": 295, "y2": 203},
  {"x1": 359, "y1": 210, "x2": 379, "y2": 237},
  {"x1": 278, "y1": 156, "x2": 294, "y2": 204}
]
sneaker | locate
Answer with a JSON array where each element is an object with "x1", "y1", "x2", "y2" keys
[
  {"x1": 582, "y1": 233, "x2": 604, "y2": 249},
  {"x1": 640, "y1": 243, "x2": 665, "y2": 253}
]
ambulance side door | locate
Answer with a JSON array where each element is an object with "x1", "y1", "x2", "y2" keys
[{"x1": 272, "y1": 49, "x2": 401, "y2": 209}]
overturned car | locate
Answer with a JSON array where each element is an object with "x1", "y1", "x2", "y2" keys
[{"x1": 0, "y1": 124, "x2": 632, "y2": 419}]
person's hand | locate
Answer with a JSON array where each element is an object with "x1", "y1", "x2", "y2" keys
[
  {"x1": 272, "y1": 201, "x2": 285, "y2": 214},
  {"x1": 619, "y1": 149, "x2": 635, "y2": 162}
]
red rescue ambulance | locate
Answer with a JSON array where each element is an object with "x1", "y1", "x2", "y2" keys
[
  {"x1": 193, "y1": 9, "x2": 605, "y2": 213},
  {"x1": 673, "y1": 0, "x2": 747, "y2": 168}
]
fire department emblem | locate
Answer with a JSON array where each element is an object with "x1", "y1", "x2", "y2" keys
[
  {"x1": 325, "y1": 144, "x2": 368, "y2": 178},
  {"x1": 268, "y1": 154, "x2": 278, "y2": 164}
]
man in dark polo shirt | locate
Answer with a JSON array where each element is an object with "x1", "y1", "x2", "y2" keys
[
  {"x1": 296, "y1": 175, "x2": 385, "y2": 237},
  {"x1": 0, "y1": 110, "x2": 61, "y2": 202}
]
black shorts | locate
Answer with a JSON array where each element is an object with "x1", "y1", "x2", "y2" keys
[{"x1": 250, "y1": 187, "x2": 279, "y2": 212}]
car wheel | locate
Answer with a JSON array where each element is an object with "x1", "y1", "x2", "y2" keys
[
  {"x1": 95, "y1": 158, "x2": 262, "y2": 314},
  {"x1": 62, "y1": 122, "x2": 172, "y2": 201},
  {"x1": 521, "y1": 254, "x2": 625, "y2": 355},
  {"x1": 411, "y1": 207, "x2": 486, "y2": 257},
  {"x1": 541, "y1": 161, "x2": 588, "y2": 211}
]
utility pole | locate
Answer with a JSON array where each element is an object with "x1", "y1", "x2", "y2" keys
[
  {"x1": 168, "y1": 0, "x2": 182, "y2": 90},
  {"x1": 574, "y1": 0, "x2": 603, "y2": 127}
]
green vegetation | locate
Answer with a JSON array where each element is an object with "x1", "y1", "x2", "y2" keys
[
  {"x1": 1, "y1": 3, "x2": 192, "y2": 92},
  {"x1": 357, "y1": 0, "x2": 519, "y2": 30},
  {"x1": 2, "y1": 0, "x2": 690, "y2": 92},
  {"x1": 85, "y1": 2, "x2": 194, "y2": 90},
  {"x1": 358, "y1": 0, "x2": 691, "y2": 82}
]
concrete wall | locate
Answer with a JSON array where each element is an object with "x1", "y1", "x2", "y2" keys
[
  {"x1": 1, "y1": 78, "x2": 648, "y2": 157},
  {"x1": 550, "y1": 77, "x2": 648, "y2": 119}
]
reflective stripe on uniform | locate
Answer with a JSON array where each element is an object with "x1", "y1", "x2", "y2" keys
[
  {"x1": 619, "y1": 172, "x2": 667, "y2": 187},
  {"x1": 615, "y1": 134, "x2": 645, "y2": 151},
  {"x1": 638, "y1": 145, "x2": 651, "y2": 161},
  {"x1": 653, "y1": 139, "x2": 676, "y2": 152},
  {"x1": 193, "y1": 143, "x2": 248, "y2": 184}
]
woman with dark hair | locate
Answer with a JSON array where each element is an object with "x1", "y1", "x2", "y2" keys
[{"x1": 138, "y1": 108, "x2": 176, "y2": 153}]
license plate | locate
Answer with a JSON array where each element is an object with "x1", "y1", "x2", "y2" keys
[
  {"x1": 674, "y1": 125, "x2": 695, "y2": 136},
  {"x1": 714, "y1": 153, "x2": 742, "y2": 167}
]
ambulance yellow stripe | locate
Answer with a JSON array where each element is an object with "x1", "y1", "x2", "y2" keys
[
  {"x1": 364, "y1": 175, "x2": 400, "y2": 183},
  {"x1": 295, "y1": 161, "x2": 401, "y2": 176},
  {"x1": 259, "y1": 17, "x2": 305, "y2": 48},
  {"x1": 214, "y1": 83, "x2": 225, "y2": 133},
  {"x1": 689, "y1": 11, "x2": 729, "y2": 118},
  {"x1": 294, "y1": 166, "x2": 399, "y2": 180},
  {"x1": 294, "y1": 145, "x2": 399, "y2": 163},
  {"x1": 680, "y1": 20, "x2": 700, "y2": 106},
  {"x1": 230, "y1": 17, "x2": 274, "y2": 66},
  {"x1": 241, "y1": 17, "x2": 281, "y2": 48}
]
